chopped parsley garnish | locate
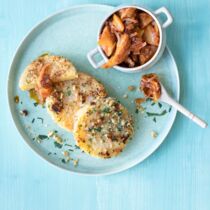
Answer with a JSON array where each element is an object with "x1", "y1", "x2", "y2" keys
[
  {"x1": 94, "y1": 127, "x2": 102, "y2": 132},
  {"x1": 33, "y1": 102, "x2": 38, "y2": 107},
  {"x1": 31, "y1": 118, "x2": 35, "y2": 123},
  {"x1": 117, "y1": 124, "x2": 122, "y2": 131},
  {"x1": 39, "y1": 52, "x2": 50, "y2": 57},
  {"x1": 65, "y1": 87, "x2": 71, "y2": 96},
  {"x1": 146, "y1": 110, "x2": 167, "y2": 117},
  {"x1": 135, "y1": 109, "x2": 139, "y2": 114},
  {"x1": 37, "y1": 117, "x2": 44, "y2": 124},
  {"x1": 68, "y1": 149, "x2": 74, "y2": 152},
  {"x1": 168, "y1": 106, "x2": 172, "y2": 112},
  {"x1": 158, "y1": 102, "x2": 162, "y2": 108},
  {"x1": 153, "y1": 117, "x2": 156, "y2": 122},
  {"x1": 102, "y1": 107, "x2": 110, "y2": 113},
  {"x1": 117, "y1": 111, "x2": 122, "y2": 116},
  {"x1": 75, "y1": 145, "x2": 80, "y2": 149},
  {"x1": 37, "y1": 135, "x2": 48, "y2": 140},
  {"x1": 61, "y1": 158, "x2": 66, "y2": 163},
  {"x1": 65, "y1": 143, "x2": 73, "y2": 147},
  {"x1": 54, "y1": 141, "x2": 63, "y2": 149},
  {"x1": 151, "y1": 102, "x2": 155, "y2": 106}
]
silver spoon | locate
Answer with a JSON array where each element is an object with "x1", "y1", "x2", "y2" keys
[{"x1": 159, "y1": 82, "x2": 207, "y2": 128}]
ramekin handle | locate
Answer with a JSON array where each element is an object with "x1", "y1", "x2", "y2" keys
[
  {"x1": 154, "y1": 7, "x2": 173, "y2": 28},
  {"x1": 87, "y1": 47, "x2": 106, "y2": 69}
]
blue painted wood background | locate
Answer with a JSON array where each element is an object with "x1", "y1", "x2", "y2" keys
[{"x1": 1, "y1": 0, "x2": 210, "y2": 209}]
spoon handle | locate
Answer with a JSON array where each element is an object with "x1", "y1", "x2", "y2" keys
[{"x1": 167, "y1": 98, "x2": 208, "y2": 128}]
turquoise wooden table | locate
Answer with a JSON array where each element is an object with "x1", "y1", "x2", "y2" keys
[{"x1": 1, "y1": 0, "x2": 210, "y2": 209}]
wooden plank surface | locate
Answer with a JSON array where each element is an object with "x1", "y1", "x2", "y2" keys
[{"x1": 1, "y1": 0, "x2": 210, "y2": 209}]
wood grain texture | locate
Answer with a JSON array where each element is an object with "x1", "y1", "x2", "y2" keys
[{"x1": 1, "y1": 0, "x2": 210, "y2": 209}]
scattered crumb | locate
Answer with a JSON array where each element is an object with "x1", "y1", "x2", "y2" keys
[
  {"x1": 135, "y1": 98, "x2": 145, "y2": 105},
  {"x1": 123, "y1": 94, "x2": 128, "y2": 99},
  {"x1": 48, "y1": 131, "x2": 54, "y2": 137},
  {"x1": 14, "y1": 96, "x2": 19, "y2": 104},
  {"x1": 63, "y1": 151, "x2": 69, "y2": 157},
  {"x1": 53, "y1": 134, "x2": 63, "y2": 144},
  {"x1": 20, "y1": 110, "x2": 28, "y2": 116},
  {"x1": 128, "y1": 85, "x2": 136, "y2": 91},
  {"x1": 73, "y1": 159, "x2": 79, "y2": 167},
  {"x1": 151, "y1": 131, "x2": 158, "y2": 139}
]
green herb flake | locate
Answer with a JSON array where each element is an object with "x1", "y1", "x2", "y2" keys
[
  {"x1": 39, "y1": 52, "x2": 50, "y2": 57},
  {"x1": 61, "y1": 158, "x2": 66, "y2": 164},
  {"x1": 168, "y1": 106, "x2": 172, "y2": 112},
  {"x1": 153, "y1": 117, "x2": 156, "y2": 123},
  {"x1": 102, "y1": 107, "x2": 110, "y2": 113},
  {"x1": 48, "y1": 152, "x2": 52, "y2": 156},
  {"x1": 146, "y1": 110, "x2": 167, "y2": 117},
  {"x1": 135, "y1": 109, "x2": 139, "y2": 114},
  {"x1": 33, "y1": 102, "x2": 38, "y2": 107},
  {"x1": 66, "y1": 90, "x2": 71, "y2": 96},
  {"x1": 37, "y1": 117, "x2": 44, "y2": 124},
  {"x1": 65, "y1": 143, "x2": 73, "y2": 147},
  {"x1": 31, "y1": 118, "x2": 35, "y2": 123},
  {"x1": 54, "y1": 141, "x2": 63, "y2": 149},
  {"x1": 151, "y1": 102, "x2": 156, "y2": 106},
  {"x1": 158, "y1": 102, "x2": 162, "y2": 108},
  {"x1": 68, "y1": 149, "x2": 74, "y2": 152},
  {"x1": 94, "y1": 127, "x2": 102, "y2": 132},
  {"x1": 37, "y1": 135, "x2": 48, "y2": 140},
  {"x1": 75, "y1": 145, "x2": 80, "y2": 150}
]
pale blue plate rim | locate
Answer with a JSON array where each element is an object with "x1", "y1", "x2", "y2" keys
[{"x1": 7, "y1": 4, "x2": 180, "y2": 176}]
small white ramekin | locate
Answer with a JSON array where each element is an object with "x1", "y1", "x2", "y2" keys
[{"x1": 87, "y1": 5, "x2": 173, "y2": 73}]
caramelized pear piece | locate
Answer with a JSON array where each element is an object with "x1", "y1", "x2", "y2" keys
[
  {"x1": 139, "y1": 45, "x2": 157, "y2": 65},
  {"x1": 139, "y1": 12, "x2": 153, "y2": 28},
  {"x1": 124, "y1": 57, "x2": 135, "y2": 67},
  {"x1": 143, "y1": 24, "x2": 159, "y2": 46},
  {"x1": 35, "y1": 63, "x2": 53, "y2": 103},
  {"x1": 98, "y1": 25, "x2": 116, "y2": 57},
  {"x1": 102, "y1": 33, "x2": 131, "y2": 68},
  {"x1": 112, "y1": 14, "x2": 124, "y2": 32},
  {"x1": 119, "y1": 8, "x2": 137, "y2": 19},
  {"x1": 140, "y1": 73, "x2": 161, "y2": 101},
  {"x1": 152, "y1": 21, "x2": 159, "y2": 33}
]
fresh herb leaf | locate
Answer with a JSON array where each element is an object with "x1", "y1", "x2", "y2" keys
[
  {"x1": 94, "y1": 127, "x2": 102, "y2": 132},
  {"x1": 68, "y1": 149, "x2": 74, "y2": 152},
  {"x1": 135, "y1": 109, "x2": 139, "y2": 114},
  {"x1": 31, "y1": 118, "x2": 35, "y2": 123},
  {"x1": 151, "y1": 102, "x2": 155, "y2": 106},
  {"x1": 75, "y1": 145, "x2": 80, "y2": 150},
  {"x1": 66, "y1": 90, "x2": 71, "y2": 96},
  {"x1": 37, "y1": 117, "x2": 44, "y2": 124},
  {"x1": 102, "y1": 107, "x2": 110, "y2": 113},
  {"x1": 146, "y1": 110, "x2": 167, "y2": 117},
  {"x1": 37, "y1": 135, "x2": 48, "y2": 140},
  {"x1": 65, "y1": 143, "x2": 73, "y2": 147},
  {"x1": 117, "y1": 111, "x2": 122, "y2": 116},
  {"x1": 153, "y1": 117, "x2": 156, "y2": 122},
  {"x1": 168, "y1": 106, "x2": 172, "y2": 112},
  {"x1": 48, "y1": 152, "x2": 52, "y2": 155},
  {"x1": 33, "y1": 102, "x2": 38, "y2": 107},
  {"x1": 61, "y1": 158, "x2": 66, "y2": 163},
  {"x1": 54, "y1": 141, "x2": 63, "y2": 149},
  {"x1": 39, "y1": 52, "x2": 50, "y2": 57},
  {"x1": 158, "y1": 102, "x2": 162, "y2": 108}
]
